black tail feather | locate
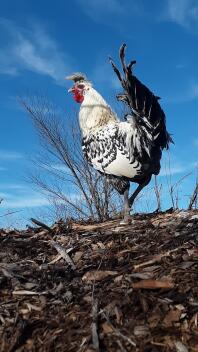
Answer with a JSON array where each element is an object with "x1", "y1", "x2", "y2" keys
[{"x1": 109, "y1": 44, "x2": 173, "y2": 150}]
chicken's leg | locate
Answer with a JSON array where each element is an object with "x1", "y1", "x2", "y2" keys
[
  {"x1": 120, "y1": 187, "x2": 131, "y2": 224},
  {"x1": 121, "y1": 176, "x2": 151, "y2": 225},
  {"x1": 129, "y1": 176, "x2": 151, "y2": 209}
]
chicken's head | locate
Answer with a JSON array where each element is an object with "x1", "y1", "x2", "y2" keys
[{"x1": 66, "y1": 73, "x2": 91, "y2": 104}]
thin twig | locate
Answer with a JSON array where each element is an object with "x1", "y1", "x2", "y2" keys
[
  {"x1": 12, "y1": 290, "x2": 48, "y2": 296},
  {"x1": 117, "y1": 340, "x2": 127, "y2": 352},
  {"x1": 91, "y1": 298, "x2": 100, "y2": 351},
  {"x1": 134, "y1": 247, "x2": 182, "y2": 270},
  {"x1": 30, "y1": 218, "x2": 52, "y2": 232},
  {"x1": 50, "y1": 240, "x2": 76, "y2": 269},
  {"x1": 102, "y1": 312, "x2": 136, "y2": 347},
  {"x1": 188, "y1": 182, "x2": 198, "y2": 210},
  {"x1": 0, "y1": 210, "x2": 22, "y2": 218}
]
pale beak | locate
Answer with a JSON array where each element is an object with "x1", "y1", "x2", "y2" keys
[{"x1": 68, "y1": 87, "x2": 75, "y2": 93}]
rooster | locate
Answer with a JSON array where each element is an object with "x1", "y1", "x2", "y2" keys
[{"x1": 67, "y1": 44, "x2": 172, "y2": 223}]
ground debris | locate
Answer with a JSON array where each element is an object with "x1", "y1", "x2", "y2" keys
[{"x1": 0, "y1": 209, "x2": 198, "y2": 351}]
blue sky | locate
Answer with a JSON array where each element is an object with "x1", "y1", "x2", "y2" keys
[{"x1": 0, "y1": 0, "x2": 198, "y2": 227}]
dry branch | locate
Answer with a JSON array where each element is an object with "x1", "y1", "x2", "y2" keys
[
  {"x1": 91, "y1": 298, "x2": 100, "y2": 351},
  {"x1": 102, "y1": 313, "x2": 136, "y2": 347},
  {"x1": 50, "y1": 240, "x2": 76, "y2": 269},
  {"x1": 30, "y1": 218, "x2": 52, "y2": 232}
]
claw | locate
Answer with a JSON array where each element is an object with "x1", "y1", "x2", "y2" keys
[{"x1": 120, "y1": 216, "x2": 131, "y2": 225}]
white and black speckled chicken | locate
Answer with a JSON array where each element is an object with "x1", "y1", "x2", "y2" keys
[{"x1": 67, "y1": 44, "x2": 172, "y2": 223}]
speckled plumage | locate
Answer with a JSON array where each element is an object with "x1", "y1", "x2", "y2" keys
[
  {"x1": 81, "y1": 116, "x2": 163, "y2": 185},
  {"x1": 67, "y1": 44, "x2": 172, "y2": 222}
]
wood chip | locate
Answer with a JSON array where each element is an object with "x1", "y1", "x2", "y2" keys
[
  {"x1": 50, "y1": 240, "x2": 76, "y2": 269},
  {"x1": 132, "y1": 279, "x2": 174, "y2": 289},
  {"x1": 175, "y1": 341, "x2": 189, "y2": 352},
  {"x1": 91, "y1": 299, "x2": 100, "y2": 351},
  {"x1": 102, "y1": 322, "x2": 113, "y2": 334},
  {"x1": 82, "y1": 270, "x2": 118, "y2": 283},
  {"x1": 1, "y1": 210, "x2": 198, "y2": 351},
  {"x1": 12, "y1": 290, "x2": 47, "y2": 296}
]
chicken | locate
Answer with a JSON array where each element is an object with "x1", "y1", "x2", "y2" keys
[{"x1": 67, "y1": 44, "x2": 172, "y2": 223}]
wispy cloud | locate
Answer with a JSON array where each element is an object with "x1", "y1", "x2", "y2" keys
[
  {"x1": 0, "y1": 190, "x2": 50, "y2": 209},
  {"x1": 77, "y1": 0, "x2": 125, "y2": 21},
  {"x1": 0, "y1": 183, "x2": 27, "y2": 190},
  {"x1": 51, "y1": 164, "x2": 70, "y2": 172},
  {"x1": 191, "y1": 161, "x2": 198, "y2": 168},
  {"x1": 176, "y1": 63, "x2": 187, "y2": 69},
  {"x1": 158, "y1": 154, "x2": 195, "y2": 177},
  {"x1": 159, "y1": 155, "x2": 198, "y2": 177},
  {"x1": 0, "y1": 18, "x2": 73, "y2": 84},
  {"x1": 164, "y1": 81, "x2": 198, "y2": 103},
  {"x1": 0, "y1": 167, "x2": 7, "y2": 171},
  {"x1": 159, "y1": 164, "x2": 187, "y2": 177},
  {"x1": 0, "y1": 192, "x2": 8, "y2": 198},
  {"x1": 193, "y1": 139, "x2": 198, "y2": 147},
  {"x1": 0, "y1": 150, "x2": 24, "y2": 160},
  {"x1": 165, "y1": 0, "x2": 198, "y2": 29},
  {"x1": 2, "y1": 196, "x2": 50, "y2": 208},
  {"x1": 0, "y1": 181, "x2": 50, "y2": 208},
  {"x1": 77, "y1": 0, "x2": 198, "y2": 32},
  {"x1": 92, "y1": 61, "x2": 121, "y2": 90}
]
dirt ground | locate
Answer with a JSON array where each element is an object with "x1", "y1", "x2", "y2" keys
[{"x1": 0, "y1": 209, "x2": 198, "y2": 352}]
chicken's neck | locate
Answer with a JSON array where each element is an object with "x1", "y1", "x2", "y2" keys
[{"x1": 79, "y1": 87, "x2": 117, "y2": 136}]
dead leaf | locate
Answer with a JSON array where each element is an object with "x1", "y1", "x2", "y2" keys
[
  {"x1": 102, "y1": 322, "x2": 113, "y2": 334},
  {"x1": 114, "y1": 306, "x2": 123, "y2": 324},
  {"x1": 24, "y1": 282, "x2": 38, "y2": 289},
  {"x1": 132, "y1": 279, "x2": 174, "y2": 289},
  {"x1": 26, "y1": 303, "x2": 42, "y2": 312},
  {"x1": 163, "y1": 308, "x2": 181, "y2": 327},
  {"x1": 73, "y1": 251, "x2": 83, "y2": 263},
  {"x1": 130, "y1": 272, "x2": 154, "y2": 279},
  {"x1": 175, "y1": 341, "x2": 188, "y2": 352},
  {"x1": 97, "y1": 241, "x2": 106, "y2": 249},
  {"x1": 12, "y1": 290, "x2": 47, "y2": 296},
  {"x1": 82, "y1": 270, "x2": 118, "y2": 283},
  {"x1": 91, "y1": 244, "x2": 99, "y2": 251},
  {"x1": 134, "y1": 325, "x2": 149, "y2": 337},
  {"x1": 114, "y1": 275, "x2": 123, "y2": 283}
]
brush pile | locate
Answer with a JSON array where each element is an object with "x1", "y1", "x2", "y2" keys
[{"x1": 0, "y1": 209, "x2": 198, "y2": 352}]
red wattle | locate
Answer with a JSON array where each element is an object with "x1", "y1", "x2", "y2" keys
[{"x1": 73, "y1": 92, "x2": 84, "y2": 103}]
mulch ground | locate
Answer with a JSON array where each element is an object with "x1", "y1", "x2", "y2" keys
[{"x1": 0, "y1": 209, "x2": 198, "y2": 352}]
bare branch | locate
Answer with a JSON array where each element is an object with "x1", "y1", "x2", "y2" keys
[{"x1": 20, "y1": 96, "x2": 120, "y2": 222}]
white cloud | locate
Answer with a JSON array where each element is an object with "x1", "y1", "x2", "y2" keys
[
  {"x1": 0, "y1": 190, "x2": 81, "y2": 209},
  {"x1": 2, "y1": 196, "x2": 50, "y2": 208},
  {"x1": 0, "y1": 167, "x2": 7, "y2": 171},
  {"x1": 0, "y1": 150, "x2": 24, "y2": 160},
  {"x1": 77, "y1": 0, "x2": 198, "y2": 33},
  {"x1": 51, "y1": 164, "x2": 70, "y2": 172},
  {"x1": 0, "y1": 18, "x2": 73, "y2": 84},
  {"x1": 77, "y1": 0, "x2": 125, "y2": 20},
  {"x1": 159, "y1": 164, "x2": 186, "y2": 177},
  {"x1": 159, "y1": 155, "x2": 198, "y2": 177},
  {"x1": 190, "y1": 83, "x2": 198, "y2": 99},
  {"x1": 0, "y1": 192, "x2": 8, "y2": 198},
  {"x1": 176, "y1": 63, "x2": 186, "y2": 69},
  {"x1": 193, "y1": 139, "x2": 198, "y2": 147},
  {"x1": 165, "y1": 0, "x2": 198, "y2": 28},
  {"x1": 92, "y1": 61, "x2": 121, "y2": 90},
  {"x1": 0, "y1": 183, "x2": 27, "y2": 190},
  {"x1": 0, "y1": 190, "x2": 51, "y2": 209},
  {"x1": 158, "y1": 154, "x2": 192, "y2": 177},
  {"x1": 191, "y1": 161, "x2": 198, "y2": 168},
  {"x1": 164, "y1": 81, "x2": 198, "y2": 103}
]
